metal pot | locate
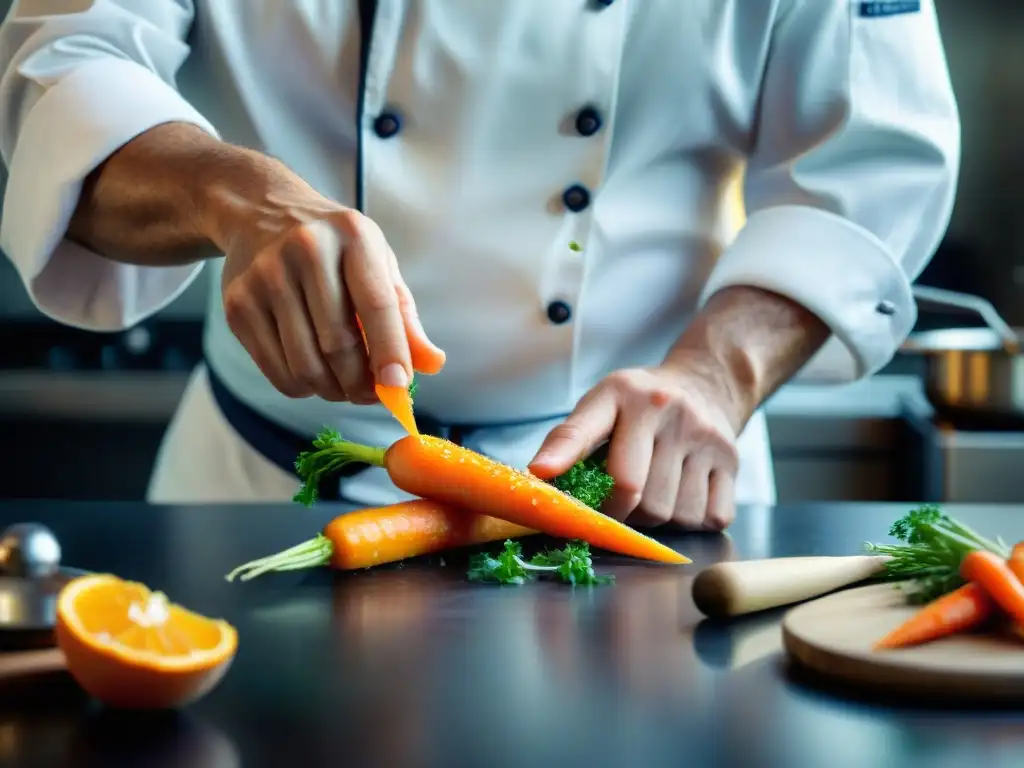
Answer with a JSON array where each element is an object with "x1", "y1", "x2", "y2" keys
[{"x1": 901, "y1": 285, "x2": 1024, "y2": 423}]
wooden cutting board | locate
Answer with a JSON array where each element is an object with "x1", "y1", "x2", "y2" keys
[{"x1": 782, "y1": 583, "x2": 1024, "y2": 703}]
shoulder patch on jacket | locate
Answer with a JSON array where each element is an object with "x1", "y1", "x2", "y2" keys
[{"x1": 858, "y1": 1, "x2": 921, "y2": 17}]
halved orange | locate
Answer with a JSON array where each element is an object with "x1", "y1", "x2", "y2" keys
[{"x1": 56, "y1": 574, "x2": 237, "y2": 709}]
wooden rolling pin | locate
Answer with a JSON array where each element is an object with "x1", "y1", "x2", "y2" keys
[{"x1": 691, "y1": 555, "x2": 889, "y2": 619}]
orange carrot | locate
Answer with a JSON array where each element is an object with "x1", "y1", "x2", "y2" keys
[
  {"x1": 1008, "y1": 541, "x2": 1024, "y2": 584},
  {"x1": 1004, "y1": 542, "x2": 1024, "y2": 638},
  {"x1": 225, "y1": 499, "x2": 535, "y2": 581},
  {"x1": 873, "y1": 582, "x2": 994, "y2": 650},
  {"x1": 960, "y1": 549, "x2": 1024, "y2": 625},
  {"x1": 298, "y1": 433, "x2": 690, "y2": 565}
]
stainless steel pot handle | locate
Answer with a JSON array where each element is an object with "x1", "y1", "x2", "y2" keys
[{"x1": 911, "y1": 285, "x2": 1020, "y2": 351}]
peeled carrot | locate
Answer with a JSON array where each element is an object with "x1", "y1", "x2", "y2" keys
[
  {"x1": 960, "y1": 549, "x2": 1024, "y2": 626},
  {"x1": 225, "y1": 499, "x2": 535, "y2": 581},
  {"x1": 305, "y1": 433, "x2": 690, "y2": 565},
  {"x1": 873, "y1": 582, "x2": 995, "y2": 650}
]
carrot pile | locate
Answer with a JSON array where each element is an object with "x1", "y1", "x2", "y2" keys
[
  {"x1": 226, "y1": 435, "x2": 663, "y2": 582},
  {"x1": 226, "y1": 375, "x2": 690, "y2": 584},
  {"x1": 291, "y1": 427, "x2": 689, "y2": 565},
  {"x1": 867, "y1": 506, "x2": 1024, "y2": 650}
]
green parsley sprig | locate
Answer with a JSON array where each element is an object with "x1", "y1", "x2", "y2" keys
[
  {"x1": 550, "y1": 456, "x2": 614, "y2": 510},
  {"x1": 468, "y1": 539, "x2": 613, "y2": 587}
]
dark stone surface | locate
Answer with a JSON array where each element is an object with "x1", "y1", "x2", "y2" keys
[{"x1": 0, "y1": 501, "x2": 1022, "y2": 767}]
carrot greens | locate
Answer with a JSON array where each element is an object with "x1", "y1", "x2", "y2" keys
[
  {"x1": 468, "y1": 539, "x2": 613, "y2": 587},
  {"x1": 865, "y1": 505, "x2": 1010, "y2": 603},
  {"x1": 293, "y1": 378, "x2": 420, "y2": 505},
  {"x1": 293, "y1": 427, "x2": 383, "y2": 506}
]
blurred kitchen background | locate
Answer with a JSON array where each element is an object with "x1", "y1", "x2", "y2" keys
[{"x1": 1, "y1": 0, "x2": 1022, "y2": 503}]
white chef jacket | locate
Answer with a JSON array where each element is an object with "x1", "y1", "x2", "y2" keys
[{"x1": 0, "y1": 0, "x2": 959, "y2": 507}]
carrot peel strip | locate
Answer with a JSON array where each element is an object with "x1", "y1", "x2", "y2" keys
[
  {"x1": 354, "y1": 315, "x2": 420, "y2": 436},
  {"x1": 375, "y1": 383, "x2": 419, "y2": 436}
]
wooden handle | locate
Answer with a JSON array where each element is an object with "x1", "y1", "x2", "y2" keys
[{"x1": 691, "y1": 555, "x2": 889, "y2": 619}]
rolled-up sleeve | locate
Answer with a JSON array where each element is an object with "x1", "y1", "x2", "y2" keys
[
  {"x1": 699, "y1": 0, "x2": 960, "y2": 382},
  {"x1": 0, "y1": 0, "x2": 219, "y2": 331}
]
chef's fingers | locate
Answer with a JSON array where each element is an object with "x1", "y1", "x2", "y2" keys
[
  {"x1": 397, "y1": 279, "x2": 446, "y2": 375},
  {"x1": 702, "y1": 471, "x2": 736, "y2": 532},
  {"x1": 601, "y1": 405, "x2": 661, "y2": 521},
  {"x1": 223, "y1": 287, "x2": 309, "y2": 399},
  {"x1": 528, "y1": 385, "x2": 618, "y2": 478},
  {"x1": 338, "y1": 213, "x2": 413, "y2": 390},
  {"x1": 333, "y1": 293, "x2": 378, "y2": 404},
  {"x1": 672, "y1": 455, "x2": 713, "y2": 529},
  {"x1": 631, "y1": 437, "x2": 684, "y2": 526},
  {"x1": 257, "y1": 247, "x2": 344, "y2": 401},
  {"x1": 289, "y1": 222, "x2": 376, "y2": 403},
  {"x1": 384, "y1": 250, "x2": 446, "y2": 375}
]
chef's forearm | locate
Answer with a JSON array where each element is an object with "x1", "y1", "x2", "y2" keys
[
  {"x1": 664, "y1": 286, "x2": 830, "y2": 431},
  {"x1": 67, "y1": 122, "x2": 305, "y2": 267}
]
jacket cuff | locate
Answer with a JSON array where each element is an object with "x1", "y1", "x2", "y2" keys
[
  {"x1": 698, "y1": 205, "x2": 916, "y2": 382},
  {"x1": 1, "y1": 58, "x2": 219, "y2": 331}
]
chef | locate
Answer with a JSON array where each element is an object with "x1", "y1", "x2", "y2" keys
[{"x1": 0, "y1": 0, "x2": 959, "y2": 530}]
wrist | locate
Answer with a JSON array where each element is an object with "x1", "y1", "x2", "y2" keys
[
  {"x1": 660, "y1": 344, "x2": 756, "y2": 435},
  {"x1": 662, "y1": 285, "x2": 830, "y2": 430},
  {"x1": 192, "y1": 144, "x2": 326, "y2": 255}
]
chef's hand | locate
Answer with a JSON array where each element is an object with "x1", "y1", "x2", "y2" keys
[
  {"x1": 217, "y1": 189, "x2": 445, "y2": 402},
  {"x1": 528, "y1": 360, "x2": 740, "y2": 531}
]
